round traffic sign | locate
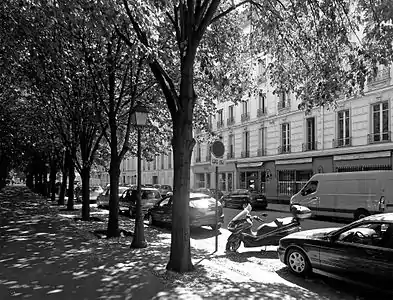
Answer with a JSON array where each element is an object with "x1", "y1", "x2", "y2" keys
[{"x1": 211, "y1": 140, "x2": 225, "y2": 158}]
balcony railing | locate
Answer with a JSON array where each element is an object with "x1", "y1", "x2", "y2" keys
[
  {"x1": 227, "y1": 117, "x2": 235, "y2": 126},
  {"x1": 278, "y1": 145, "x2": 291, "y2": 154},
  {"x1": 333, "y1": 137, "x2": 352, "y2": 148},
  {"x1": 368, "y1": 67, "x2": 390, "y2": 86},
  {"x1": 302, "y1": 141, "x2": 318, "y2": 151},
  {"x1": 206, "y1": 154, "x2": 212, "y2": 161},
  {"x1": 195, "y1": 156, "x2": 201, "y2": 163},
  {"x1": 227, "y1": 152, "x2": 235, "y2": 159},
  {"x1": 257, "y1": 148, "x2": 267, "y2": 156},
  {"x1": 278, "y1": 100, "x2": 291, "y2": 111},
  {"x1": 257, "y1": 108, "x2": 267, "y2": 117},
  {"x1": 241, "y1": 150, "x2": 250, "y2": 158},
  {"x1": 217, "y1": 120, "x2": 224, "y2": 129},
  {"x1": 368, "y1": 132, "x2": 391, "y2": 144},
  {"x1": 241, "y1": 113, "x2": 250, "y2": 122}
]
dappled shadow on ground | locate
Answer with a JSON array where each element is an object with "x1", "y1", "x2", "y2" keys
[{"x1": 0, "y1": 186, "x2": 372, "y2": 300}]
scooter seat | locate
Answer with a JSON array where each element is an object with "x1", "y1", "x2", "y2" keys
[{"x1": 256, "y1": 223, "x2": 278, "y2": 236}]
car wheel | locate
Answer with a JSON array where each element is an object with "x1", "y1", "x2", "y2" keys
[
  {"x1": 226, "y1": 237, "x2": 241, "y2": 252},
  {"x1": 286, "y1": 248, "x2": 311, "y2": 276},
  {"x1": 354, "y1": 209, "x2": 370, "y2": 220}
]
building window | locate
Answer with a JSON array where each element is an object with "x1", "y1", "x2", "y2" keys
[
  {"x1": 241, "y1": 101, "x2": 250, "y2": 122},
  {"x1": 242, "y1": 131, "x2": 250, "y2": 158},
  {"x1": 168, "y1": 151, "x2": 172, "y2": 168},
  {"x1": 227, "y1": 173, "x2": 233, "y2": 191},
  {"x1": 217, "y1": 109, "x2": 224, "y2": 128},
  {"x1": 303, "y1": 117, "x2": 316, "y2": 151},
  {"x1": 195, "y1": 173, "x2": 205, "y2": 188},
  {"x1": 278, "y1": 92, "x2": 289, "y2": 110},
  {"x1": 278, "y1": 170, "x2": 313, "y2": 196},
  {"x1": 206, "y1": 145, "x2": 212, "y2": 161},
  {"x1": 219, "y1": 173, "x2": 226, "y2": 191},
  {"x1": 207, "y1": 116, "x2": 213, "y2": 130},
  {"x1": 280, "y1": 123, "x2": 291, "y2": 153},
  {"x1": 257, "y1": 92, "x2": 266, "y2": 116},
  {"x1": 227, "y1": 134, "x2": 235, "y2": 159},
  {"x1": 143, "y1": 161, "x2": 146, "y2": 171},
  {"x1": 258, "y1": 127, "x2": 266, "y2": 156},
  {"x1": 195, "y1": 143, "x2": 201, "y2": 162},
  {"x1": 161, "y1": 154, "x2": 164, "y2": 169},
  {"x1": 227, "y1": 105, "x2": 235, "y2": 125},
  {"x1": 206, "y1": 173, "x2": 211, "y2": 188},
  {"x1": 335, "y1": 109, "x2": 351, "y2": 147},
  {"x1": 369, "y1": 101, "x2": 390, "y2": 143}
]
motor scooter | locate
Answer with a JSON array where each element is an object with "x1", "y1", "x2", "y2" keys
[{"x1": 225, "y1": 205, "x2": 311, "y2": 252}]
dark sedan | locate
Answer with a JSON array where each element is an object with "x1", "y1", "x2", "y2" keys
[
  {"x1": 221, "y1": 189, "x2": 267, "y2": 210},
  {"x1": 278, "y1": 213, "x2": 393, "y2": 292},
  {"x1": 147, "y1": 192, "x2": 224, "y2": 230}
]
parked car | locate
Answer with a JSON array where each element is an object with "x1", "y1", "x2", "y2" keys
[
  {"x1": 278, "y1": 212, "x2": 393, "y2": 292},
  {"x1": 76, "y1": 185, "x2": 104, "y2": 203},
  {"x1": 192, "y1": 187, "x2": 224, "y2": 199},
  {"x1": 221, "y1": 189, "x2": 267, "y2": 210},
  {"x1": 126, "y1": 187, "x2": 162, "y2": 218},
  {"x1": 147, "y1": 192, "x2": 224, "y2": 230},
  {"x1": 97, "y1": 186, "x2": 130, "y2": 209},
  {"x1": 153, "y1": 184, "x2": 173, "y2": 197}
]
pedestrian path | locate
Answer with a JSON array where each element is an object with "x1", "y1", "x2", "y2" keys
[{"x1": 0, "y1": 186, "x2": 369, "y2": 300}]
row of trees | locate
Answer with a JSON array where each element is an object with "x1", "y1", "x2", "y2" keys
[{"x1": 1, "y1": 0, "x2": 392, "y2": 272}]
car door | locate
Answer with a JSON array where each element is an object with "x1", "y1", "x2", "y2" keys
[
  {"x1": 151, "y1": 197, "x2": 172, "y2": 223},
  {"x1": 299, "y1": 181, "x2": 319, "y2": 215},
  {"x1": 319, "y1": 223, "x2": 390, "y2": 283}
]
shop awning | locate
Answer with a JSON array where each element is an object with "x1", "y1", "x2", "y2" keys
[{"x1": 237, "y1": 162, "x2": 263, "y2": 168}]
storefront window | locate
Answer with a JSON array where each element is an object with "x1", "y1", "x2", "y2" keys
[
  {"x1": 206, "y1": 173, "x2": 211, "y2": 188},
  {"x1": 228, "y1": 173, "x2": 233, "y2": 191},
  {"x1": 278, "y1": 170, "x2": 313, "y2": 196},
  {"x1": 240, "y1": 171, "x2": 259, "y2": 191},
  {"x1": 195, "y1": 173, "x2": 205, "y2": 188},
  {"x1": 219, "y1": 173, "x2": 226, "y2": 191}
]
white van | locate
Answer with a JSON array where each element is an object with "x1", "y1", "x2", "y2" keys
[{"x1": 290, "y1": 171, "x2": 393, "y2": 220}]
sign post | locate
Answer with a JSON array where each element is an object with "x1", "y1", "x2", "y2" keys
[{"x1": 211, "y1": 140, "x2": 225, "y2": 253}]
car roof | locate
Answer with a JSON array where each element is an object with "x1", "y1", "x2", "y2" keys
[
  {"x1": 361, "y1": 213, "x2": 393, "y2": 223},
  {"x1": 190, "y1": 192, "x2": 212, "y2": 198}
]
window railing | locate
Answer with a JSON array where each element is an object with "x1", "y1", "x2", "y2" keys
[
  {"x1": 278, "y1": 145, "x2": 291, "y2": 154},
  {"x1": 257, "y1": 148, "x2": 267, "y2": 156},
  {"x1": 241, "y1": 113, "x2": 250, "y2": 122},
  {"x1": 368, "y1": 67, "x2": 390, "y2": 85},
  {"x1": 217, "y1": 120, "x2": 224, "y2": 129},
  {"x1": 241, "y1": 150, "x2": 250, "y2": 158},
  {"x1": 227, "y1": 117, "x2": 235, "y2": 126},
  {"x1": 257, "y1": 108, "x2": 267, "y2": 117},
  {"x1": 227, "y1": 152, "x2": 235, "y2": 159},
  {"x1": 302, "y1": 141, "x2": 317, "y2": 151},
  {"x1": 368, "y1": 132, "x2": 391, "y2": 144},
  {"x1": 278, "y1": 100, "x2": 290, "y2": 110},
  {"x1": 333, "y1": 137, "x2": 352, "y2": 148}
]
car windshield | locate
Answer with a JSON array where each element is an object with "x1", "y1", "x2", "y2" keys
[
  {"x1": 142, "y1": 190, "x2": 161, "y2": 200},
  {"x1": 231, "y1": 189, "x2": 250, "y2": 195},
  {"x1": 190, "y1": 195, "x2": 211, "y2": 201}
]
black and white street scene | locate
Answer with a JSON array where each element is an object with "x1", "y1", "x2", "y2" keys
[{"x1": 1, "y1": 1, "x2": 393, "y2": 299}]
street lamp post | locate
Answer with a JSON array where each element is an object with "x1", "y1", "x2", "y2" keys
[{"x1": 130, "y1": 103, "x2": 149, "y2": 249}]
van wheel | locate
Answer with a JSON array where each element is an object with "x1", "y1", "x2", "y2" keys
[{"x1": 354, "y1": 209, "x2": 370, "y2": 220}]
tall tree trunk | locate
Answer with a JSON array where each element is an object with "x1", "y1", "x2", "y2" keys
[
  {"x1": 81, "y1": 166, "x2": 90, "y2": 221},
  {"x1": 166, "y1": 104, "x2": 195, "y2": 272},
  {"x1": 58, "y1": 151, "x2": 68, "y2": 206},
  {"x1": 67, "y1": 150, "x2": 75, "y2": 210},
  {"x1": 50, "y1": 158, "x2": 57, "y2": 202},
  {"x1": 107, "y1": 159, "x2": 121, "y2": 237}
]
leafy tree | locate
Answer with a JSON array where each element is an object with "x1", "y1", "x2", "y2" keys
[{"x1": 118, "y1": 0, "x2": 393, "y2": 272}]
